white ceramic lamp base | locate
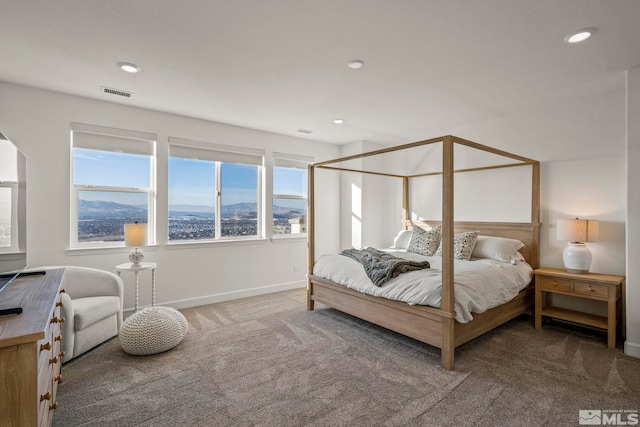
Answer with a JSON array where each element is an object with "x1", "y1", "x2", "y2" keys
[
  {"x1": 129, "y1": 247, "x2": 145, "y2": 266},
  {"x1": 562, "y1": 243, "x2": 591, "y2": 274}
]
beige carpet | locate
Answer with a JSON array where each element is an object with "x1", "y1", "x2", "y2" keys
[{"x1": 52, "y1": 289, "x2": 639, "y2": 426}]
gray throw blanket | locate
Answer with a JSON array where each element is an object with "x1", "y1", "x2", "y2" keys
[{"x1": 339, "y1": 247, "x2": 430, "y2": 287}]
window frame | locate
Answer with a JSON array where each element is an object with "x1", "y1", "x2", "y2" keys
[
  {"x1": 168, "y1": 137, "x2": 265, "y2": 244},
  {"x1": 0, "y1": 182, "x2": 19, "y2": 253},
  {"x1": 272, "y1": 152, "x2": 312, "y2": 239},
  {"x1": 69, "y1": 123, "x2": 157, "y2": 249}
]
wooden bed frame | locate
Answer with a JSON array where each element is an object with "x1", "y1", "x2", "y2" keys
[{"x1": 306, "y1": 135, "x2": 541, "y2": 371}]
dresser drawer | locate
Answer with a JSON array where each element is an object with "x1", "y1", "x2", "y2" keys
[
  {"x1": 540, "y1": 276, "x2": 572, "y2": 292},
  {"x1": 574, "y1": 282, "x2": 608, "y2": 298}
]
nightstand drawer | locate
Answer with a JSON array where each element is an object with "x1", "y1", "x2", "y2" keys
[
  {"x1": 574, "y1": 282, "x2": 608, "y2": 298},
  {"x1": 540, "y1": 276, "x2": 572, "y2": 292}
]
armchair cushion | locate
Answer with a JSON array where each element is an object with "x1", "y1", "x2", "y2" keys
[{"x1": 73, "y1": 296, "x2": 121, "y2": 331}]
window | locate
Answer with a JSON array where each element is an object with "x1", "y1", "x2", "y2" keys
[
  {"x1": 0, "y1": 136, "x2": 23, "y2": 253},
  {"x1": 168, "y1": 138, "x2": 264, "y2": 242},
  {"x1": 70, "y1": 123, "x2": 156, "y2": 248},
  {"x1": 272, "y1": 153, "x2": 311, "y2": 236}
]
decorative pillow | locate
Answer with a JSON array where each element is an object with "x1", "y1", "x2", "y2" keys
[
  {"x1": 434, "y1": 231, "x2": 479, "y2": 260},
  {"x1": 406, "y1": 225, "x2": 441, "y2": 256},
  {"x1": 391, "y1": 230, "x2": 412, "y2": 249},
  {"x1": 472, "y1": 235, "x2": 525, "y2": 263}
]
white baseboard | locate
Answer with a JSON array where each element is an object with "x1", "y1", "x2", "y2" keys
[
  {"x1": 624, "y1": 340, "x2": 640, "y2": 359},
  {"x1": 123, "y1": 280, "x2": 306, "y2": 317}
]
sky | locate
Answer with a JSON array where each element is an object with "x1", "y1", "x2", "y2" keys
[{"x1": 74, "y1": 149, "x2": 307, "y2": 207}]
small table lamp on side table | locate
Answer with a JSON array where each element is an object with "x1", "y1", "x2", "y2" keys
[{"x1": 115, "y1": 262, "x2": 157, "y2": 313}]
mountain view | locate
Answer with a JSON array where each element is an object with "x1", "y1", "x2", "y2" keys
[
  {"x1": 77, "y1": 199, "x2": 305, "y2": 242},
  {"x1": 78, "y1": 200, "x2": 304, "y2": 220}
]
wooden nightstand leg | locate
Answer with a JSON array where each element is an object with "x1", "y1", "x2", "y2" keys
[
  {"x1": 607, "y1": 293, "x2": 616, "y2": 349},
  {"x1": 535, "y1": 278, "x2": 542, "y2": 329}
]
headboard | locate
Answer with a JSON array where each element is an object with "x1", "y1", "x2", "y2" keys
[{"x1": 402, "y1": 219, "x2": 540, "y2": 268}]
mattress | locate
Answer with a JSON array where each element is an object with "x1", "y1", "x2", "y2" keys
[{"x1": 312, "y1": 249, "x2": 533, "y2": 323}]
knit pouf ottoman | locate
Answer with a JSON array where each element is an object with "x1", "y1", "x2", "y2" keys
[{"x1": 120, "y1": 306, "x2": 188, "y2": 355}]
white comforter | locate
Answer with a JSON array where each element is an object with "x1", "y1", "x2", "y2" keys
[{"x1": 312, "y1": 249, "x2": 533, "y2": 323}]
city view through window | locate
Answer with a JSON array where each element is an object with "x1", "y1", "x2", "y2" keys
[{"x1": 75, "y1": 150, "x2": 307, "y2": 243}]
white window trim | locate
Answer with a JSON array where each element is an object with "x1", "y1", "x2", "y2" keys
[
  {"x1": 0, "y1": 182, "x2": 19, "y2": 253},
  {"x1": 272, "y1": 152, "x2": 312, "y2": 239},
  {"x1": 168, "y1": 138, "x2": 265, "y2": 243},
  {"x1": 70, "y1": 123, "x2": 157, "y2": 249}
]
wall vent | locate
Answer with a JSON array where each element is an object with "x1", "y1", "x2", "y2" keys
[{"x1": 101, "y1": 86, "x2": 133, "y2": 98}]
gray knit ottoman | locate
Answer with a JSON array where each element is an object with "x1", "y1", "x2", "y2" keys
[{"x1": 120, "y1": 306, "x2": 188, "y2": 355}]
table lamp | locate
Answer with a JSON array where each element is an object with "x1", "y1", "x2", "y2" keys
[
  {"x1": 124, "y1": 221, "x2": 147, "y2": 266},
  {"x1": 556, "y1": 218, "x2": 599, "y2": 273}
]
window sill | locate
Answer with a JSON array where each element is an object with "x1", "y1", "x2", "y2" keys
[
  {"x1": 66, "y1": 245, "x2": 160, "y2": 256},
  {"x1": 0, "y1": 251, "x2": 26, "y2": 260},
  {"x1": 165, "y1": 237, "x2": 267, "y2": 249},
  {"x1": 271, "y1": 235, "x2": 307, "y2": 243}
]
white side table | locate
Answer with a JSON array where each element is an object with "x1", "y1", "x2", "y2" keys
[{"x1": 116, "y1": 262, "x2": 157, "y2": 312}]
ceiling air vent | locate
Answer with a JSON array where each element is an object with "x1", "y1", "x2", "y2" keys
[{"x1": 101, "y1": 86, "x2": 133, "y2": 98}]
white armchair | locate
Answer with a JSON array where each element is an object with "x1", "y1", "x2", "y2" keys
[{"x1": 26, "y1": 266, "x2": 124, "y2": 363}]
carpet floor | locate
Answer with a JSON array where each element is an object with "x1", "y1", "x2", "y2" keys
[{"x1": 52, "y1": 289, "x2": 640, "y2": 426}]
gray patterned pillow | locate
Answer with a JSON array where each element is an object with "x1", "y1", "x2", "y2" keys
[
  {"x1": 406, "y1": 225, "x2": 441, "y2": 256},
  {"x1": 434, "y1": 230, "x2": 479, "y2": 260}
]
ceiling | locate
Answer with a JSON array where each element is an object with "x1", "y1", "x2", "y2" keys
[{"x1": 1, "y1": 1, "x2": 639, "y2": 145}]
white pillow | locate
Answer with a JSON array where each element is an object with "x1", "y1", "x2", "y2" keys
[
  {"x1": 391, "y1": 230, "x2": 412, "y2": 249},
  {"x1": 472, "y1": 235, "x2": 525, "y2": 263}
]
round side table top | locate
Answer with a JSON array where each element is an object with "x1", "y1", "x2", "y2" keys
[{"x1": 116, "y1": 262, "x2": 157, "y2": 272}]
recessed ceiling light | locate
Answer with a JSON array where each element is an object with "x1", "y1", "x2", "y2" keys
[
  {"x1": 348, "y1": 60, "x2": 364, "y2": 69},
  {"x1": 333, "y1": 118, "x2": 345, "y2": 124},
  {"x1": 564, "y1": 28, "x2": 594, "y2": 44},
  {"x1": 118, "y1": 62, "x2": 141, "y2": 73}
]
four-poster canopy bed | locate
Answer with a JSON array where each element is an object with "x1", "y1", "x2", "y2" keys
[{"x1": 306, "y1": 135, "x2": 540, "y2": 371}]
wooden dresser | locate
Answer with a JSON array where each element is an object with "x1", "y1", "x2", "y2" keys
[{"x1": 0, "y1": 268, "x2": 65, "y2": 427}]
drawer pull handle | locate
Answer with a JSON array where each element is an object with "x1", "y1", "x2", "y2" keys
[
  {"x1": 56, "y1": 301, "x2": 63, "y2": 307},
  {"x1": 552, "y1": 281, "x2": 557, "y2": 286},
  {"x1": 55, "y1": 335, "x2": 62, "y2": 342},
  {"x1": 40, "y1": 342, "x2": 51, "y2": 351},
  {"x1": 50, "y1": 316, "x2": 66, "y2": 324},
  {"x1": 49, "y1": 356, "x2": 59, "y2": 364},
  {"x1": 60, "y1": 288, "x2": 66, "y2": 293},
  {"x1": 55, "y1": 374, "x2": 63, "y2": 383},
  {"x1": 50, "y1": 402, "x2": 58, "y2": 410},
  {"x1": 589, "y1": 286, "x2": 595, "y2": 292},
  {"x1": 59, "y1": 351, "x2": 66, "y2": 358},
  {"x1": 40, "y1": 392, "x2": 51, "y2": 402}
]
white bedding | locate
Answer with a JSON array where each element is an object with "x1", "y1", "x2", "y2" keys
[{"x1": 312, "y1": 249, "x2": 533, "y2": 323}]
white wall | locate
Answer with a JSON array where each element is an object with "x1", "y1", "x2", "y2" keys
[
  {"x1": 0, "y1": 82, "x2": 340, "y2": 314},
  {"x1": 451, "y1": 87, "x2": 631, "y2": 354},
  {"x1": 626, "y1": 66, "x2": 640, "y2": 358}
]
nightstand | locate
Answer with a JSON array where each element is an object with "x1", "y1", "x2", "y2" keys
[{"x1": 533, "y1": 267, "x2": 625, "y2": 349}]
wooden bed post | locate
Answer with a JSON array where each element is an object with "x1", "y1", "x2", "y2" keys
[
  {"x1": 307, "y1": 164, "x2": 315, "y2": 311},
  {"x1": 531, "y1": 162, "x2": 541, "y2": 269},
  {"x1": 403, "y1": 177, "x2": 410, "y2": 224},
  {"x1": 441, "y1": 136, "x2": 455, "y2": 370}
]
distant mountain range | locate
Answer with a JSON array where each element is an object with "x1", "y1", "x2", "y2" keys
[{"x1": 78, "y1": 200, "x2": 304, "y2": 220}]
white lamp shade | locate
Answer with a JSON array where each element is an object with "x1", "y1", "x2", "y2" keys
[
  {"x1": 557, "y1": 218, "x2": 598, "y2": 243},
  {"x1": 124, "y1": 223, "x2": 147, "y2": 247}
]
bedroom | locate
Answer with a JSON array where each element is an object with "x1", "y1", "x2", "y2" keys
[{"x1": 0, "y1": 0, "x2": 639, "y2": 425}]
